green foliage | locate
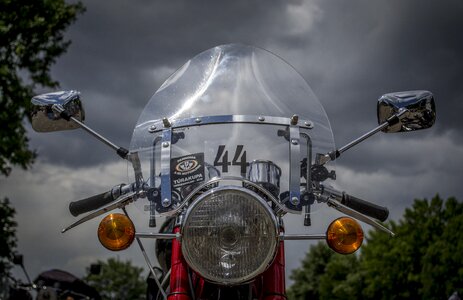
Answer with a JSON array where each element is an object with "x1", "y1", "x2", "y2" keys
[
  {"x1": 287, "y1": 243, "x2": 334, "y2": 300},
  {"x1": 0, "y1": 0, "x2": 85, "y2": 176},
  {"x1": 84, "y1": 257, "x2": 147, "y2": 300},
  {"x1": 0, "y1": 198, "x2": 17, "y2": 276},
  {"x1": 287, "y1": 195, "x2": 463, "y2": 300}
]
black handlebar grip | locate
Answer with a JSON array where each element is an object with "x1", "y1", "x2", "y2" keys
[
  {"x1": 69, "y1": 191, "x2": 114, "y2": 217},
  {"x1": 342, "y1": 194, "x2": 389, "y2": 222}
]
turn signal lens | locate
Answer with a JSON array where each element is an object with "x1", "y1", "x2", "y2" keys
[
  {"x1": 98, "y1": 213, "x2": 135, "y2": 251},
  {"x1": 326, "y1": 217, "x2": 363, "y2": 254}
]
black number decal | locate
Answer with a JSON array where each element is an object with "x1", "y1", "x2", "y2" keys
[
  {"x1": 214, "y1": 145, "x2": 249, "y2": 173},
  {"x1": 213, "y1": 145, "x2": 231, "y2": 172},
  {"x1": 232, "y1": 145, "x2": 249, "y2": 174}
]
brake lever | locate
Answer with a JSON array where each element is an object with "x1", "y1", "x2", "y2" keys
[
  {"x1": 61, "y1": 191, "x2": 139, "y2": 233},
  {"x1": 326, "y1": 199, "x2": 394, "y2": 236},
  {"x1": 315, "y1": 186, "x2": 395, "y2": 236}
]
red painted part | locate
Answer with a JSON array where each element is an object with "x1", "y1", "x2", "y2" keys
[
  {"x1": 168, "y1": 226, "x2": 191, "y2": 300},
  {"x1": 261, "y1": 240, "x2": 286, "y2": 300}
]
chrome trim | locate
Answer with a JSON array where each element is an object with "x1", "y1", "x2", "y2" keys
[
  {"x1": 161, "y1": 176, "x2": 292, "y2": 216},
  {"x1": 135, "y1": 232, "x2": 180, "y2": 240},
  {"x1": 146, "y1": 114, "x2": 313, "y2": 133},
  {"x1": 280, "y1": 233, "x2": 326, "y2": 240},
  {"x1": 181, "y1": 185, "x2": 280, "y2": 285},
  {"x1": 160, "y1": 129, "x2": 172, "y2": 207},
  {"x1": 288, "y1": 125, "x2": 301, "y2": 206}
]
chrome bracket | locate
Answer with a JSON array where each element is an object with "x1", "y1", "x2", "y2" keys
[
  {"x1": 288, "y1": 125, "x2": 301, "y2": 206},
  {"x1": 160, "y1": 128, "x2": 173, "y2": 208}
]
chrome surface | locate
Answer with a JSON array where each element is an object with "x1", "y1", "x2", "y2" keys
[
  {"x1": 147, "y1": 114, "x2": 313, "y2": 133},
  {"x1": 318, "y1": 109, "x2": 409, "y2": 165},
  {"x1": 288, "y1": 125, "x2": 301, "y2": 205},
  {"x1": 246, "y1": 160, "x2": 281, "y2": 197},
  {"x1": 280, "y1": 233, "x2": 326, "y2": 240},
  {"x1": 160, "y1": 129, "x2": 173, "y2": 207},
  {"x1": 161, "y1": 176, "x2": 288, "y2": 217},
  {"x1": 181, "y1": 185, "x2": 279, "y2": 285},
  {"x1": 135, "y1": 232, "x2": 180, "y2": 239},
  {"x1": 378, "y1": 90, "x2": 436, "y2": 132},
  {"x1": 31, "y1": 90, "x2": 84, "y2": 132},
  {"x1": 51, "y1": 104, "x2": 129, "y2": 159}
]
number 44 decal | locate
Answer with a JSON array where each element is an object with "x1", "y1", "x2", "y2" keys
[{"x1": 213, "y1": 145, "x2": 249, "y2": 174}]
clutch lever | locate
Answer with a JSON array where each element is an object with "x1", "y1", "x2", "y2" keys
[{"x1": 62, "y1": 190, "x2": 139, "y2": 233}]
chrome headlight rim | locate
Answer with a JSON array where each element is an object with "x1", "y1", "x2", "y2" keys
[{"x1": 181, "y1": 185, "x2": 280, "y2": 285}]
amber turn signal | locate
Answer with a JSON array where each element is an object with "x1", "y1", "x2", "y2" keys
[
  {"x1": 326, "y1": 217, "x2": 363, "y2": 254},
  {"x1": 98, "y1": 213, "x2": 135, "y2": 251}
]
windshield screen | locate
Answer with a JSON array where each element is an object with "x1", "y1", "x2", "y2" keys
[{"x1": 129, "y1": 44, "x2": 336, "y2": 216}]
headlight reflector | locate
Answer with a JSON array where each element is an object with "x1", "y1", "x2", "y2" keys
[{"x1": 182, "y1": 186, "x2": 279, "y2": 285}]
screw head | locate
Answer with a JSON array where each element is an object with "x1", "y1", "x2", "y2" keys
[
  {"x1": 291, "y1": 196, "x2": 299, "y2": 205},
  {"x1": 291, "y1": 139, "x2": 299, "y2": 145},
  {"x1": 148, "y1": 125, "x2": 157, "y2": 133},
  {"x1": 162, "y1": 142, "x2": 170, "y2": 148},
  {"x1": 304, "y1": 121, "x2": 314, "y2": 129},
  {"x1": 162, "y1": 198, "x2": 171, "y2": 207},
  {"x1": 258, "y1": 116, "x2": 265, "y2": 122},
  {"x1": 195, "y1": 117, "x2": 201, "y2": 123}
]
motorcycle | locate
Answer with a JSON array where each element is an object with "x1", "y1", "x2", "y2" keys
[
  {"x1": 30, "y1": 44, "x2": 436, "y2": 300},
  {"x1": 0, "y1": 254, "x2": 100, "y2": 300}
]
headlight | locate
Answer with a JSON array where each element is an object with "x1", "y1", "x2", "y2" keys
[{"x1": 182, "y1": 186, "x2": 279, "y2": 285}]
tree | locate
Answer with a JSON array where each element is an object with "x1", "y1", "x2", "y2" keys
[
  {"x1": 0, "y1": 198, "x2": 17, "y2": 277},
  {"x1": 360, "y1": 195, "x2": 463, "y2": 300},
  {"x1": 0, "y1": 0, "x2": 85, "y2": 176},
  {"x1": 286, "y1": 242, "x2": 334, "y2": 300},
  {"x1": 287, "y1": 195, "x2": 463, "y2": 300},
  {"x1": 84, "y1": 257, "x2": 147, "y2": 300}
]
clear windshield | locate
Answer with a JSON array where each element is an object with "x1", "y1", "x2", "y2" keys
[{"x1": 129, "y1": 44, "x2": 336, "y2": 216}]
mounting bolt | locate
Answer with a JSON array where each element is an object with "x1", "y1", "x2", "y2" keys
[
  {"x1": 258, "y1": 116, "x2": 265, "y2": 122},
  {"x1": 304, "y1": 121, "x2": 314, "y2": 129},
  {"x1": 162, "y1": 142, "x2": 170, "y2": 148},
  {"x1": 291, "y1": 196, "x2": 299, "y2": 205},
  {"x1": 291, "y1": 139, "x2": 299, "y2": 145},
  {"x1": 152, "y1": 189, "x2": 159, "y2": 197},
  {"x1": 290, "y1": 114, "x2": 299, "y2": 125},
  {"x1": 162, "y1": 198, "x2": 170, "y2": 207},
  {"x1": 162, "y1": 117, "x2": 171, "y2": 128},
  {"x1": 195, "y1": 117, "x2": 201, "y2": 123},
  {"x1": 149, "y1": 125, "x2": 157, "y2": 133}
]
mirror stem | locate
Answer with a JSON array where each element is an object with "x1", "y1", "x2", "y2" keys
[
  {"x1": 318, "y1": 108, "x2": 408, "y2": 165},
  {"x1": 52, "y1": 104, "x2": 129, "y2": 159}
]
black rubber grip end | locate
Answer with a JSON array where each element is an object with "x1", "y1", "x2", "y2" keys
[
  {"x1": 69, "y1": 191, "x2": 114, "y2": 217},
  {"x1": 342, "y1": 194, "x2": 389, "y2": 222}
]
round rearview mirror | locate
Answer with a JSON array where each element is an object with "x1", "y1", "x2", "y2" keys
[{"x1": 377, "y1": 90, "x2": 436, "y2": 133}]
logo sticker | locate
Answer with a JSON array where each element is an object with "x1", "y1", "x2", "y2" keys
[{"x1": 171, "y1": 153, "x2": 205, "y2": 188}]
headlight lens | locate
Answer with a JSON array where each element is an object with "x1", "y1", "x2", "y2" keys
[{"x1": 182, "y1": 186, "x2": 279, "y2": 285}]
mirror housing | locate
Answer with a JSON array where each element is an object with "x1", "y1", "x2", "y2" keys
[
  {"x1": 377, "y1": 90, "x2": 436, "y2": 133},
  {"x1": 31, "y1": 90, "x2": 85, "y2": 132}
]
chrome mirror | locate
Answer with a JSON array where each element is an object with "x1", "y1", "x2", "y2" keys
[
  {"x1": 31, "y1": 90, "x2": 85, "y2": 132},
  {"x1": 377, "y1": 90, "x2": 436, "y2": 133}
]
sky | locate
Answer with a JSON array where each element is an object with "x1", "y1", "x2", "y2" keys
[{"x1": 2, "y1": 0, "x2": 463, "y2": 287}]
